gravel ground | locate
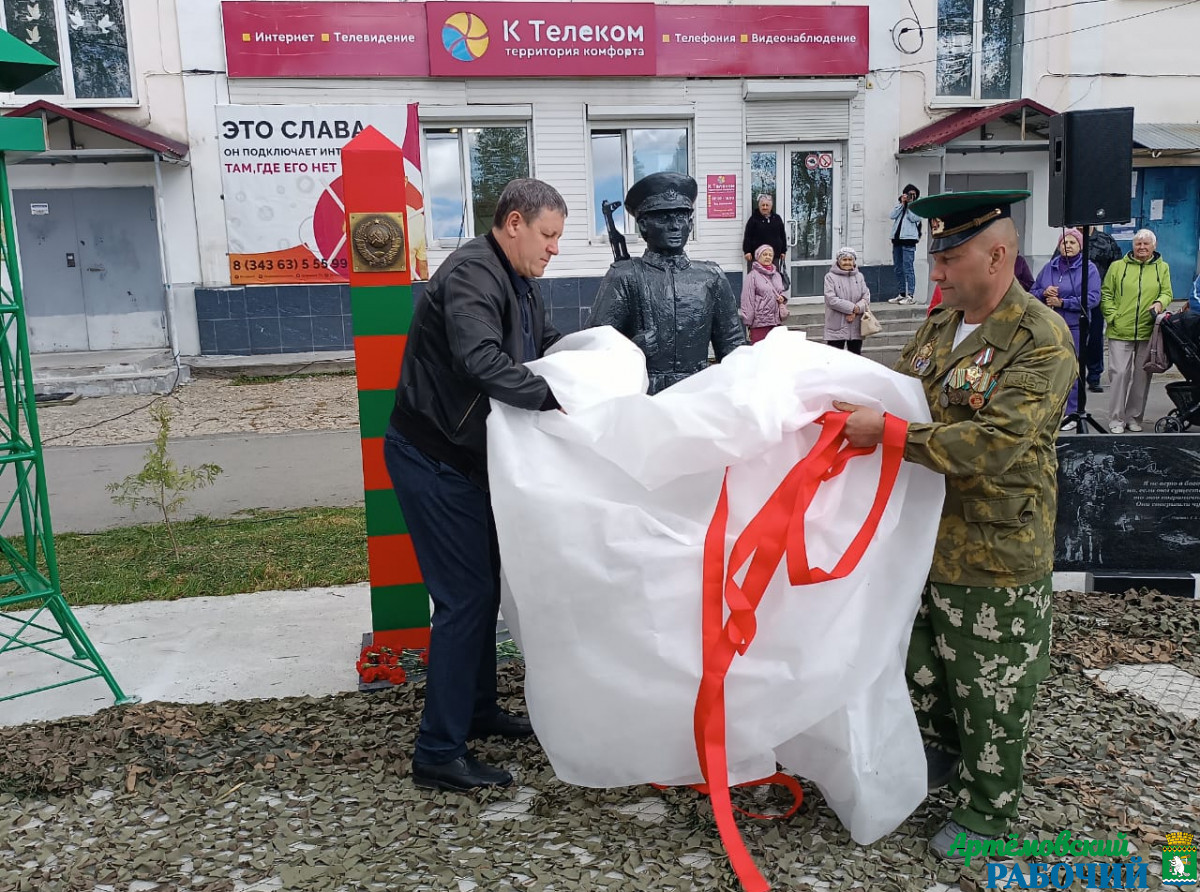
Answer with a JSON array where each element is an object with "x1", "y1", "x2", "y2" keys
[
  {"x1": 38, "y1": 376, "x2": 360, "y2": 448},
  {"x1": 1, "y1": 589, "x2": 1196, "y2": 891}
]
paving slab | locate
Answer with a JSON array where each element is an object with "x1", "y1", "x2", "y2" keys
[
  {"x1": 1086, "y1": 662, "x2": 1200, "y2": 721},
  {"x1": 0, "y1": 584, "x2": 371, "y2": 727}
]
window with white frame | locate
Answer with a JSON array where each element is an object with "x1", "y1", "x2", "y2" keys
[
  {"x1": 424, "y1": 125, "x2": 531, "y2": 242},
  {"x1": 936, "y1": 0, "x2": 1024, "y2": 101},
  {"x1": 1, "y1": 0, "x2": 132, "y2": 100},
  {"x1": 590, "y1": 125, "x2": 690, "y2": 236}
]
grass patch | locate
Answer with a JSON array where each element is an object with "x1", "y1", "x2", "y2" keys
[
  {"x1": 230, "y1": 370, "x2": 357, "y2": 386},
  {"x1": 45, "y1": 508, "x2": 368, "y2": 606}
]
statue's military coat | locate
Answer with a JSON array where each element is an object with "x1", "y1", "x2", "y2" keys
[{"x1": 587, "y1": 250, "x2": 746, "y2": 395}]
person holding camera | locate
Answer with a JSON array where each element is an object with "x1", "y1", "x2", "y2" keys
[{"x1": 888, "y1": 185, "x2": 923, "y2": 304}]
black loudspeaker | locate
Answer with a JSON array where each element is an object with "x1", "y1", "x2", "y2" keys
[{"x1": 1047, "y1": 107, "x2": 1135, "y2": 228}]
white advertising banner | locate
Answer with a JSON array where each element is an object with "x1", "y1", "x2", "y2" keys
[{"x1": 216, "y1": 104, "x2": 427, "y2": 285}]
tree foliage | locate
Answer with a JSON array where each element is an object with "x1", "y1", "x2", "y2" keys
[{"x1": 106, "y1": 403, "x2": 222, "y2": 558}]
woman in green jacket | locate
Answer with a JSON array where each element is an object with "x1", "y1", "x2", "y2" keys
[{"x1": 1100, "y1": 230, "x2": 1173, "y2": 433}]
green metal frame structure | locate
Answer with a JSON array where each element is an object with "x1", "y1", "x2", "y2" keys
[{"x1": 0, "y1": 35, "x2": 135, "y2": 708}]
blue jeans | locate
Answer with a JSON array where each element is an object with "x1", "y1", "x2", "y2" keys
[
  {"x1": 892, "y1": 243, "x2": 916, "y2": 296},
  {"x1": 383, "y1": 429, "x2": 503, "y2": 765}
]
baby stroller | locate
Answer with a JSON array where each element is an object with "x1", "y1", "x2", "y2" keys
[{"x1": 1153, "y1": 311, "x2": 1200, "y2": 433}]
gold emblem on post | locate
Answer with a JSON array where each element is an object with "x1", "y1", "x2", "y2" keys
[{"x1": 350, "y1": 213, "x2": 407, "y2": 273}]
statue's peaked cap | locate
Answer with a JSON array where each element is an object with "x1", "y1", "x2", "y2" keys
[{"x1": 625, "y1": 172, "x2": 697, "y2": 218}]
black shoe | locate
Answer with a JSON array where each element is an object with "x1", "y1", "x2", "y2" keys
[
  {"x1": 925, "y1": 746, "x2": 959, "y2": 792},
  {"x1": 469, "y1": 710, "x2": 535, "y2": 740},
  {"x1": 1088, "y1": 382, "x2": 1104, "y2": 393},
  {"x1": 412, "y1": 754, "x2": 513, "y2": 792}
]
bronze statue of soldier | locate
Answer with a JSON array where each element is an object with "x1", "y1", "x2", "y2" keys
[{"x1": 588, "y1": 172, "x2": 746, "y2": 394}]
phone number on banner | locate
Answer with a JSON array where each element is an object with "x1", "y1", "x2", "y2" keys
[{"x1": 229, "y1": 253, "x2": 348, "y2": 284}]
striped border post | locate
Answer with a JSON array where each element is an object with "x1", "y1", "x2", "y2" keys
[{"x1": 342, "y1": 126, "x2": 431, "y2": 658}]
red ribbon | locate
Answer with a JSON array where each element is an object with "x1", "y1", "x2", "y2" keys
[{"x1": 687, "y1": 410, "x2": 908, "y2": 892}]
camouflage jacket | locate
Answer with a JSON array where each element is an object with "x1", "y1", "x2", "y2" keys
[{"x1": 894, "y1": 281, "x2": 1076, "y2": 587}]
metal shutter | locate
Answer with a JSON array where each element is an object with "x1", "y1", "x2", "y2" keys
[{"x1": 745, "y1": 100, "x2": 850, "y2": 142}]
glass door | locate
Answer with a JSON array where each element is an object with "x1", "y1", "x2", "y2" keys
[{"x1": 749, "y1": 144, "x2": 843, "y2": 300}]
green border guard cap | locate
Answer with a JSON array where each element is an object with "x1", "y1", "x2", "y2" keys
[
  {"x1": 908, "y1": 189, "x2": 1032, "y2": 253},
  {"x1": 0, "y1": 29, "x2": 57, "y2": 93}
]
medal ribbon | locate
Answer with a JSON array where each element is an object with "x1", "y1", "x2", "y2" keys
[{"x1": 681, "y1": 410, "x2": 908, "y2": 892}]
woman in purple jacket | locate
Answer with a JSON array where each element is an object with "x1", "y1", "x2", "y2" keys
[{"x1": 1031, "y1": 228, "x2": 1101, "y2": 431}]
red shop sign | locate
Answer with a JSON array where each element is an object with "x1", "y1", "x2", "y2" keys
[
  {"x1": 222, "y1": 2, "x2": 868, "y2": 80},
  {"x1": 222, "y1": 2, "x2": 429, "y2": 78},
  {"x1": 657, "y1": 5, "x2": 868, "y2": 77},
  {"x1": 426, "y1": 1, "x2": 657, "y2": 77},
  {"x1": 707, "y1": 174, "x2": 737, "y2": 220}
]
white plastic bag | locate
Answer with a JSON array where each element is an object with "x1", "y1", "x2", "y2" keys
[{"x1": 487, "y1": 326, "x2": 944, "y2": 846}]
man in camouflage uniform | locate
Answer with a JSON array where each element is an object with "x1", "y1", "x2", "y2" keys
[{"x1": 835, "y1": 191, "x2": 1076, "y2": 857}]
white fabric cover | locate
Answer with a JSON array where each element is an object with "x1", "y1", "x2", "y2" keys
[{"x1": 487, "y1": 326, "x2": 944, "y2": 843}]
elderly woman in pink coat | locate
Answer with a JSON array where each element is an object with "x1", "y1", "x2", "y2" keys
[
  {"x1": 739, "y1": 244, "x2": 787, "y2": 344},
  {"x1": 824, "y1": 247, "x2": 871, "y2": 354}
]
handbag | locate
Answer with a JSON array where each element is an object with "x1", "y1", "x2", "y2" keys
[
  {"x1": 860, "y1": 307, "x2": 883, "y2": 338},
  {"x1": 1143, "y1": 313, "x2": 1171, "y2": 373}
]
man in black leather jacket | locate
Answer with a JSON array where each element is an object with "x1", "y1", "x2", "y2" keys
[{"x1": 385, "y1": 178, "x2": 567, "y2": 792}]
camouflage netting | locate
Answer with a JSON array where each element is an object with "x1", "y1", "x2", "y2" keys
[{"x1": 1, "y1": 589, "x2": 1197, "y2": 891}]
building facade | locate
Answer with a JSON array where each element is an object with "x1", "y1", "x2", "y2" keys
[
  {"x1": 2, "y1": 0, "x2": 1197, "y2": 357},
  {"x1": 0, "y1": 0, "x2": 201, "y2": 356}
]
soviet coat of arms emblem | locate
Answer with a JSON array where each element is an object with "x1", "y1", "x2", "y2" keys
[{"x1": 349, "y1": 213, "x2": 407, "y2": 273}]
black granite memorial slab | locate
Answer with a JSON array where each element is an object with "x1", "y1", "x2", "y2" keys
[{"x1": 1055, "y1": 435, "x2": 1200, "y2": 572}]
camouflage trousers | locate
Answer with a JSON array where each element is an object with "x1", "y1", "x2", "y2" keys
[{"x1": 906, "y1": 575, "x2": 1053, "y2": 835}]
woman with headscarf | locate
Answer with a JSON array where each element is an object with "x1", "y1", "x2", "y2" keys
[
  {"x1": 739, "y1": 244, "x2": 787, "y2": 344},
  {"x1": 1031, "y1": 227, "x2": 1101, "y2": 431},
  {"x1": 823, "y1": 247, "x2": 871, "y2": 354}
]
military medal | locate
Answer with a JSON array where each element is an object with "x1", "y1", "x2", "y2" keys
[
  {"x1": 946, "y1": 347, "x2": 995, "y2": 410},
  {"x1": 939, "y1": 391, "x2": 950, "y2": 407},
  {"x1": 912, "y1": 340, "x2": 935, "y2": 374}
]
